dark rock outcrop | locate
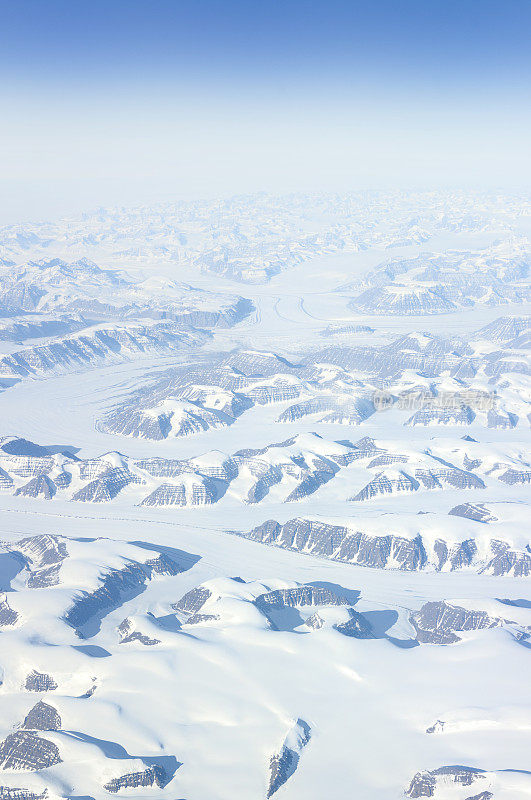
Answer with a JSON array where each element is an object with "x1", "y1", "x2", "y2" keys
[
  {"x1": 267, "y1": 719, "x2": 311, "y2": 797},
  {"x1": 0, "y1": 788, "x2": 48, "y2": 800},
  {"x1": 410, "y1": 601, "x2": 516, "y2": 644},
  {"x1": 14, "y1": 475, "x2": 56, "y2": 500},
  {"x1": 22, "y1": 702, "x2": 61, "y2": 732},
  {"x1": 8, "y1": 535, "x2": 67, "y2": 588},
  {"x1": 172, "y1": 587, "x2": 212, "y2": 614},
  {"x1": 242, "y1": 518, "x2": 531, "y2": 575},
  {"x1": 333, "y1": 608, "x2": 373, "y2": 638},
  {"x1": 104, "y1": 765, "x2": 167, "y2": 792},
  {"x1": 24, "y1": 671, "x2": 58, "y2": 692},
  {"x1": 448, "y1": 503, "x2": 497, "y2": 523},
  {"x1": 406, "y1": 766, "x2": 490, "y2": 798},
  {"x1": 65, "y1": 554, "x2": 182, "y2": 637},
  {"x1": 0, "y1": 731, "x2": 61, "y2": 771},
  {"x1": 118, "y1": 618, "x2": 160, "y2": 646},
  {"x1": 0, "y1": 594, "x2": 18, "y2": 626},
  {"x1": 255, "y1": 586, "x2": 352, "y2": 610}
]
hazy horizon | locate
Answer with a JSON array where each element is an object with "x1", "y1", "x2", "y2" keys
[{"x1": 1, "y1": 0, "x2": 530, "y2": 223}]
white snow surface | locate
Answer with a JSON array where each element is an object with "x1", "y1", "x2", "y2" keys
[{"x1": 0, "y1": 191, "x2": 529, "y2": 799}]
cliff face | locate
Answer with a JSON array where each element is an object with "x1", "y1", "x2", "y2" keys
[{"x1": 244, "y1": 517, "x2": 531, "y2": 576}]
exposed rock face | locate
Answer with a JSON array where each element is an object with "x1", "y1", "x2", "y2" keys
[
  {"x1": 277, "y1": 396, "x2": 374, "y2": 426},
  {"x1": 118, "y1": 618, "x2": 160, "y2": 646},
  {"x1": 104, "y1": 765, "x2": 167, "y2": 792},
  {"x1": 410, "y1": 601, "x2": 514, "y2": 644},
  {"x1": 172, "y1": 587, "x2": 212, "y2": 614},
  {"x1": 242, "y1": 518, "x2": 531, "y2": 576},
  {"x1": 406, "y1": 766, "x2": 490, "y2": 798},
  {"x1": 0, "y1": 455, "x2": 54, "y2": 480},
  {"x1": 1, "y1": 426, "x2": 523, "y2": 511},
  {"x1": 345, "y1": 245, "x2": 531, "y2": 318},
  {"x1": 268, "y1": 748, "x2": 299, "y2": 798},
  {"x1": 487, "y1": 409, "x2": 518, "y2": 429},
  {"x1": 425, "y1": 720, "x2": 445, "y2": 734},
  {"x1": 110, "y1": 401, "x2": 237, "y2": 440},
  {"x1": 3, "y1": 535, "x2": 68, "y2": 589},
  {"x1": 350, "y1": 470, "x2": 420, "y2": 501},
  {"x1": 0, "y1": 432, "x2": 373, "y2": 508},
  {"x1": 14, "y1": 475, "x2": 56, "y2": 500},
  {"x1": 21, "y1": 702, "x2": 61, "y2": 732},
  {"x1": 106, "y1": 351, "x2": 280, "y2": 415},
  {"x1": 0, "y1": 594, "x2": 18, "y2": 626},
  {"x1": 0, "y1": 467, "x2": 14, "y2": 490},
  {"x1": 0, "y1": 789, "x2": 48, "y2": 800},
  {"x1": 246, "y1": 382, "x2": 303, "y2": 405},
  {"x1": 185, "y1": 613, "x2": 219, "y2": 625},
  {"x1": 498, "y1": 468, "x2": 531, "y2": 485},
  {"x1": 486, "y1": 539, "x2": 531, "y2": 577},
  {"x1": 64, "y1": 554, "x2": 182, "y2": 636},
  {"x1": 0, "y1": 322, "x2": 209, "y2": 381},
  {"x1": 304, "y1": 612, "x2": 324, "y2": 629},
  {"x1": 267, "y1": 719, "x2": 311, "y2": 797},
  {"x1": 416, "y1": 468, "x2": 485, "y2": 490},
  {"x1": 245, "y1": 518, "x2": 350, "y2": 559},
  {"x1": 406, "y1": 769, "x2": 436, "y2": 797},
  {"x1": 448, "y1": 503, "x2": 497, "y2": 523},
  {"x1": 98, "y1": 352, "x2": 306, "y2": 440},
  {"x1": 349, "y1": 284, "x2": 458, "y2": 316},
  {"x1": 255, "y1": 586, "x2": 352, "y2": 609},
  {"x1": 367, "y1": 454, "x2": 409, "y2": 468},
  {"x1": 0, "y1": 731, "x2": 62, "y2": 771},
  {"x1": 101, "y1": 380, "x2": 255, "y2": 440},
  {"x1": 333, "y1": 608, "x2": 373, "y2": 638},
  {"x1": 462, "y1": 454, "x2": 481, "y2": 470},
  {"x1": 285, "y1": 464, "x2": 338, "y2": 503},
  {"x1": 24, "y1": 671, "x2": 58, "y2": 692},
  {"x1": 245, "y1": 468, "x2": 283, "y2": 504},
  {"x1": 476, "y1": 315, "x2": 530, "y2": 343},
  {"x1": 483, "y1": 354, "x2": 530, "y2": 380},
  {"x1": 71, "y1": 467, "x2": 139, "y2": 502},
  {"x1": 407, "y1": 407, "x2": 476, "y2": 426},
  {"x1": 0, "y1": 312, "x2": 86, "y2": 343},
  {"x1": 350, "y1": 464, "x2": 485, "y2": 501},
  {"x1": 133, "y1": 457, "x2": 190, "y2": 479},
  {"x1": 310, "y1": 340, "x2": 467, "y2": 382},
  {"x1": 64, "y1": 562, "x2": 151, "y2": 633},
  {"x1": 140, "y1": 476, "x2": 219, "y2": 507}
]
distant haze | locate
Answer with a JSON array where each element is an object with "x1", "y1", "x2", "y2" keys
[{"x1": 1, "y1": 0, "x2": 530, "y2": 222}]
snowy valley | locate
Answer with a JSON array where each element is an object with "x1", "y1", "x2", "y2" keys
[{"x1": 0, "y1": 191, "x2": 529, "y2": 800}]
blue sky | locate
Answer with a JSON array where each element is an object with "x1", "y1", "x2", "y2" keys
[
  {"x1": 1, "y1": 0, "x2": 530, "y2": 220},
  {"x1": 2, "y1": 0, "x2": 530, "y2": 90}
]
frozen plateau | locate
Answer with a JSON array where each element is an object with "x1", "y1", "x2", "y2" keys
[{"x1": 0, "y1": 190, "x2": 529, "y2": 799}]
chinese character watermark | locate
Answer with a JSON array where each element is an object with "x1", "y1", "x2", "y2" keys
[{"x1": 372, "y1": 389, "x2": 497, "y2": 412}]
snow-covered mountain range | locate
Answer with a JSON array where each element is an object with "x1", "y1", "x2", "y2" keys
[{"x1": 0, "y1": 191, "x2": 529, "y2": 799}]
